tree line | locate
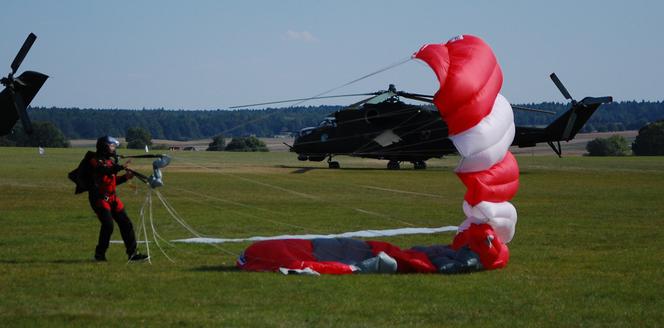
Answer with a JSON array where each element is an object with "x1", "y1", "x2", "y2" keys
[
  {"x1": 27, "y1": 106, "x2": 341, "y2": 140},
  {"x1": 24, "y1": 100, "x2": 664, "y2": 140}
]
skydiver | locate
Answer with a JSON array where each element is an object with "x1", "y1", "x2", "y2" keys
[{"x1": 88, "y1": 136, "x2": 148, "y2": 262}]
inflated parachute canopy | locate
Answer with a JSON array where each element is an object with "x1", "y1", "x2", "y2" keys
[
  {"x1": 413, "y1": 35, "x2": 519, "y2": 252},
  {"x1": 237, "y1": 35, "x2": 519, "y2": 274}
]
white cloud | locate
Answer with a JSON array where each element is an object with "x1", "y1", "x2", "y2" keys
[{"x1": 284, "y1": 30, "x2": 318, "y2": 43}]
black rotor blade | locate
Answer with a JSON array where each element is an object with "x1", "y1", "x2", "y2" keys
[
  {"x1": 11, "y1": 33, "x2": 37, "y2": 75},
  {"x1": 396, "y1": 91, "x2": 434, "y2": 103},
  {"x1": 579, "y1": 96, "x2": 613, "y2": 106},
  {"x1": 11, "y1": 90, "x2": 33, "y2": 134},
  {"x1": 229, "y1": 92, "x2": 378, "y2": 109},
  {"x1": 549, "y1": 73, "x2": 573, "y2": 101},
  {"x1": 347, "y1": 91, "x2": 395, "y2": 109},
  {"x1": 396, "y1": 91, "x2": 433, "y2": 98},
  {"x1": 511, "y1": 105, "x2": 556, "y2": 115}
]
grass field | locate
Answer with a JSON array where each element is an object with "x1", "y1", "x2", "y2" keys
[{"x1": 1, "y1": 147, "x2": 663, "y2": 327}]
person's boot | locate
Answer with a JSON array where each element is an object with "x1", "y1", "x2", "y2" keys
[
  {"x1": 94, "y1": 253, "x2": 107, "y2": 262},
  {"x1": 128, "y1": 252, "x2": 149, "y2": 262}
]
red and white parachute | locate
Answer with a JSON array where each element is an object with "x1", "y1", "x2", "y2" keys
[
  {"x1": 414, "y1": 35, "x2": 519, "y2": 269},
  {"x1": 237, "y1": 35, "x2": 519, "y2": 274}
]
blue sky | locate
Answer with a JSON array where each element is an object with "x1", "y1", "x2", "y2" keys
[{"x1": 1, "y1": 1, "x2": 662, "y2": 109}]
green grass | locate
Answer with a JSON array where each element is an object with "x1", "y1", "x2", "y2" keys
[{"x1": 1, "y1": 147, "x2": 663, "y2": 327}]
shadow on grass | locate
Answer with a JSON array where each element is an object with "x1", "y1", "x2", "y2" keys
[
  {"x1": 291, "y1": 167, "x2": 317, "y2": 174},
  {"x1": 190, "y1": 265, "x2": 239, "y2": 272},
  {"x1": 277, "y1": 165, "x2": 443, "y2": 172},
  {"x1": 0, "y1": 259, "x2": 94, "y2": 264}
]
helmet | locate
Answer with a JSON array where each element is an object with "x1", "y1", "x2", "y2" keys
[{"x1": 96, "y1": 135, "x2": 120, "y2": 155}]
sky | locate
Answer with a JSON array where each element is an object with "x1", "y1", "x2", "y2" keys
[{"x1": 1, "y1": 0, "x2": 663, "y2": 109}]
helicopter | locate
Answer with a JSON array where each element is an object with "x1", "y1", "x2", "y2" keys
[
  {"x1": 0, "y1": 33, "x2": 49, "y2": 136},
  {"x1": 261, "y1": 73, "x2": 610, "y2": 170}
]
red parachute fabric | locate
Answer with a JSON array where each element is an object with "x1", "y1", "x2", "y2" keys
[
  {"x1": 456, "y1": 151, "x2": 520, "y2": 206},
  {"x1": 238, "y1": 239, "x2": 440, "y2": 274},
  {"x1": 413, "y1": 35, "x2": 503, "y2": 135},
  {"x1": 366, "y1": 241, "x2": 437, "y2": 273},
  {"x1": 238, "y1": 239, "x2": 355, "y2": 274},
  {"x1": 451, "y1": 223, "x2": 509, "y2": 270}
]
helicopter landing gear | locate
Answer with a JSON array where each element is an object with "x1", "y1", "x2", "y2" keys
[
  {"x1": 413, "y1": 160, "x2": 427, "y2": 170},
  {"x1": 327, "y1": 156, "x2": 340, "y2": 169},
  {"x1": 387, "y1": 160, "x2": 400, "y2": 170}
]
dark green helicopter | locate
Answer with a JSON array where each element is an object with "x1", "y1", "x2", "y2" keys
[
  {"x1": 1, "y1": 33, "x2": 49, "y2": 136},
  {"x1": 236, "y1": 74, "x2": 611, "y2": 169}
]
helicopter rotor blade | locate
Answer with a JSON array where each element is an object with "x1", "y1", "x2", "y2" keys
[
  {"x1": 347, "y1": 91, "x2": 396, "y2": 109},
  {"x1": 229, "y1": 92, "x2": 379, "y2": 109},
  {"x1": 397, "y1": 91, "x2": 434, "y2": 103},
  {"x1": 11, "y1": 33, "x2": 37, "y2": 75},
  {"x1": 396, "y1": 91, "x2": 433, "y2": 98},
  {"x1": 511, "y1": 105, "x2": 556, "y2": 115},
  {"x1": 549, "y1": 73, "x2": 573, "y2": 101}
]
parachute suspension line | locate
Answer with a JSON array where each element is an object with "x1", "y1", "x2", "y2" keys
[
  {"x1": 176, "y1": 157, "x2": 420, "y2": 227},
  {"x1": 130, "y1": 189, "x2": 152, "y2": 265},
  {"x1": 148, "y1": 190, "x2": 176, "y2": 263},
  {"x1": 286, "y1": 56, "x2": 414, "y2": 108},
  {"x1": 174, "y1": 187, "x2": 280, "y2": 215},
  {"x1": 178, "y1": 159, "x2": 320, "y2": 201},
  {"x1": 155, "y1": 190, "x2": 205, "y2": 238},
  {"x1": 175, "y1": 189, "x2": 320, "y2": 232},
  {"x1": 151, "y1": 174, "x2": 415, "y2": 263},
  {"x1": 135, "y1": 191, "x2": 147, "y2": 248},
  {"x1": 153, "y1": 189, "x2": 238, "y2": 257}
]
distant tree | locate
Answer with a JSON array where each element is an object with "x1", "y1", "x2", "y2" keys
[
  {"x1": 2, "y1": 121, "x2": 70, "y2": 148},
  {"x1": 206, "y1": 134, "x2": 226, "y2": 151},
  {"x1": 586, "y1": 135, "x2": 630, "y2": 156},
  {"x1": 0, "y1": 136, "x2": 16, "y2": 146},
  {"x1": 225, "y1": 136, "x2": 268, "y2": 152},
  {"x1": 632, "y1": 120, "x2": 664, "y2": 156},
  {"x1": 126, "y1": 127, "x2": 152, "y2": 149}
]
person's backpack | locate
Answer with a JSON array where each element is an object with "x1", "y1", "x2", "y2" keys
[{"x1": 68, "y1": 151, "x2": 96, "y2": 194}]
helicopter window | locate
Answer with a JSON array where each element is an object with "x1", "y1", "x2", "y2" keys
[
  {"x1": 318, "y1": 117, "x2": 337, "y2": 128},
  {"x1": 299, "y1": 128, "x2": 315, "y2": 137}
]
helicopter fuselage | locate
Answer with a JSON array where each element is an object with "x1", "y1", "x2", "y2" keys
[{"x1": 292, "y1": 98, "x2": 456, "y2": 164}]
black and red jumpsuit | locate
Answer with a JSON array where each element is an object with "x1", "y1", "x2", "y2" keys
[{"x1": 88, "y1": 155, "x2": 137, "y2": 258}]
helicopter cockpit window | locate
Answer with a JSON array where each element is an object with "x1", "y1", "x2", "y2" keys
[
  {"x1": 299, "y1": 127, "x2": 315, "y2": 137},
  {"x1": 318, "y1": 117, "x2": 337, "y2": 128}
]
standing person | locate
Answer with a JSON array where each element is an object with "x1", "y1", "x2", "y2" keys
[{"x1": 89, "y1": 135, "x2": 148, "y2": 262}]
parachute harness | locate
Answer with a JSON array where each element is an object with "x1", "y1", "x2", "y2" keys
[{"x1": 121, "y1": 154, "x2": 171, "y2": 189}]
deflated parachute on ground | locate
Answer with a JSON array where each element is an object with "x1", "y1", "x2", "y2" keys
[
  {"x1": 238, "y1": 237, "x2": 490, "y2": 275},
  {"x1": 237, "y1": 35, "x2": 519, "y2": 274}
]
